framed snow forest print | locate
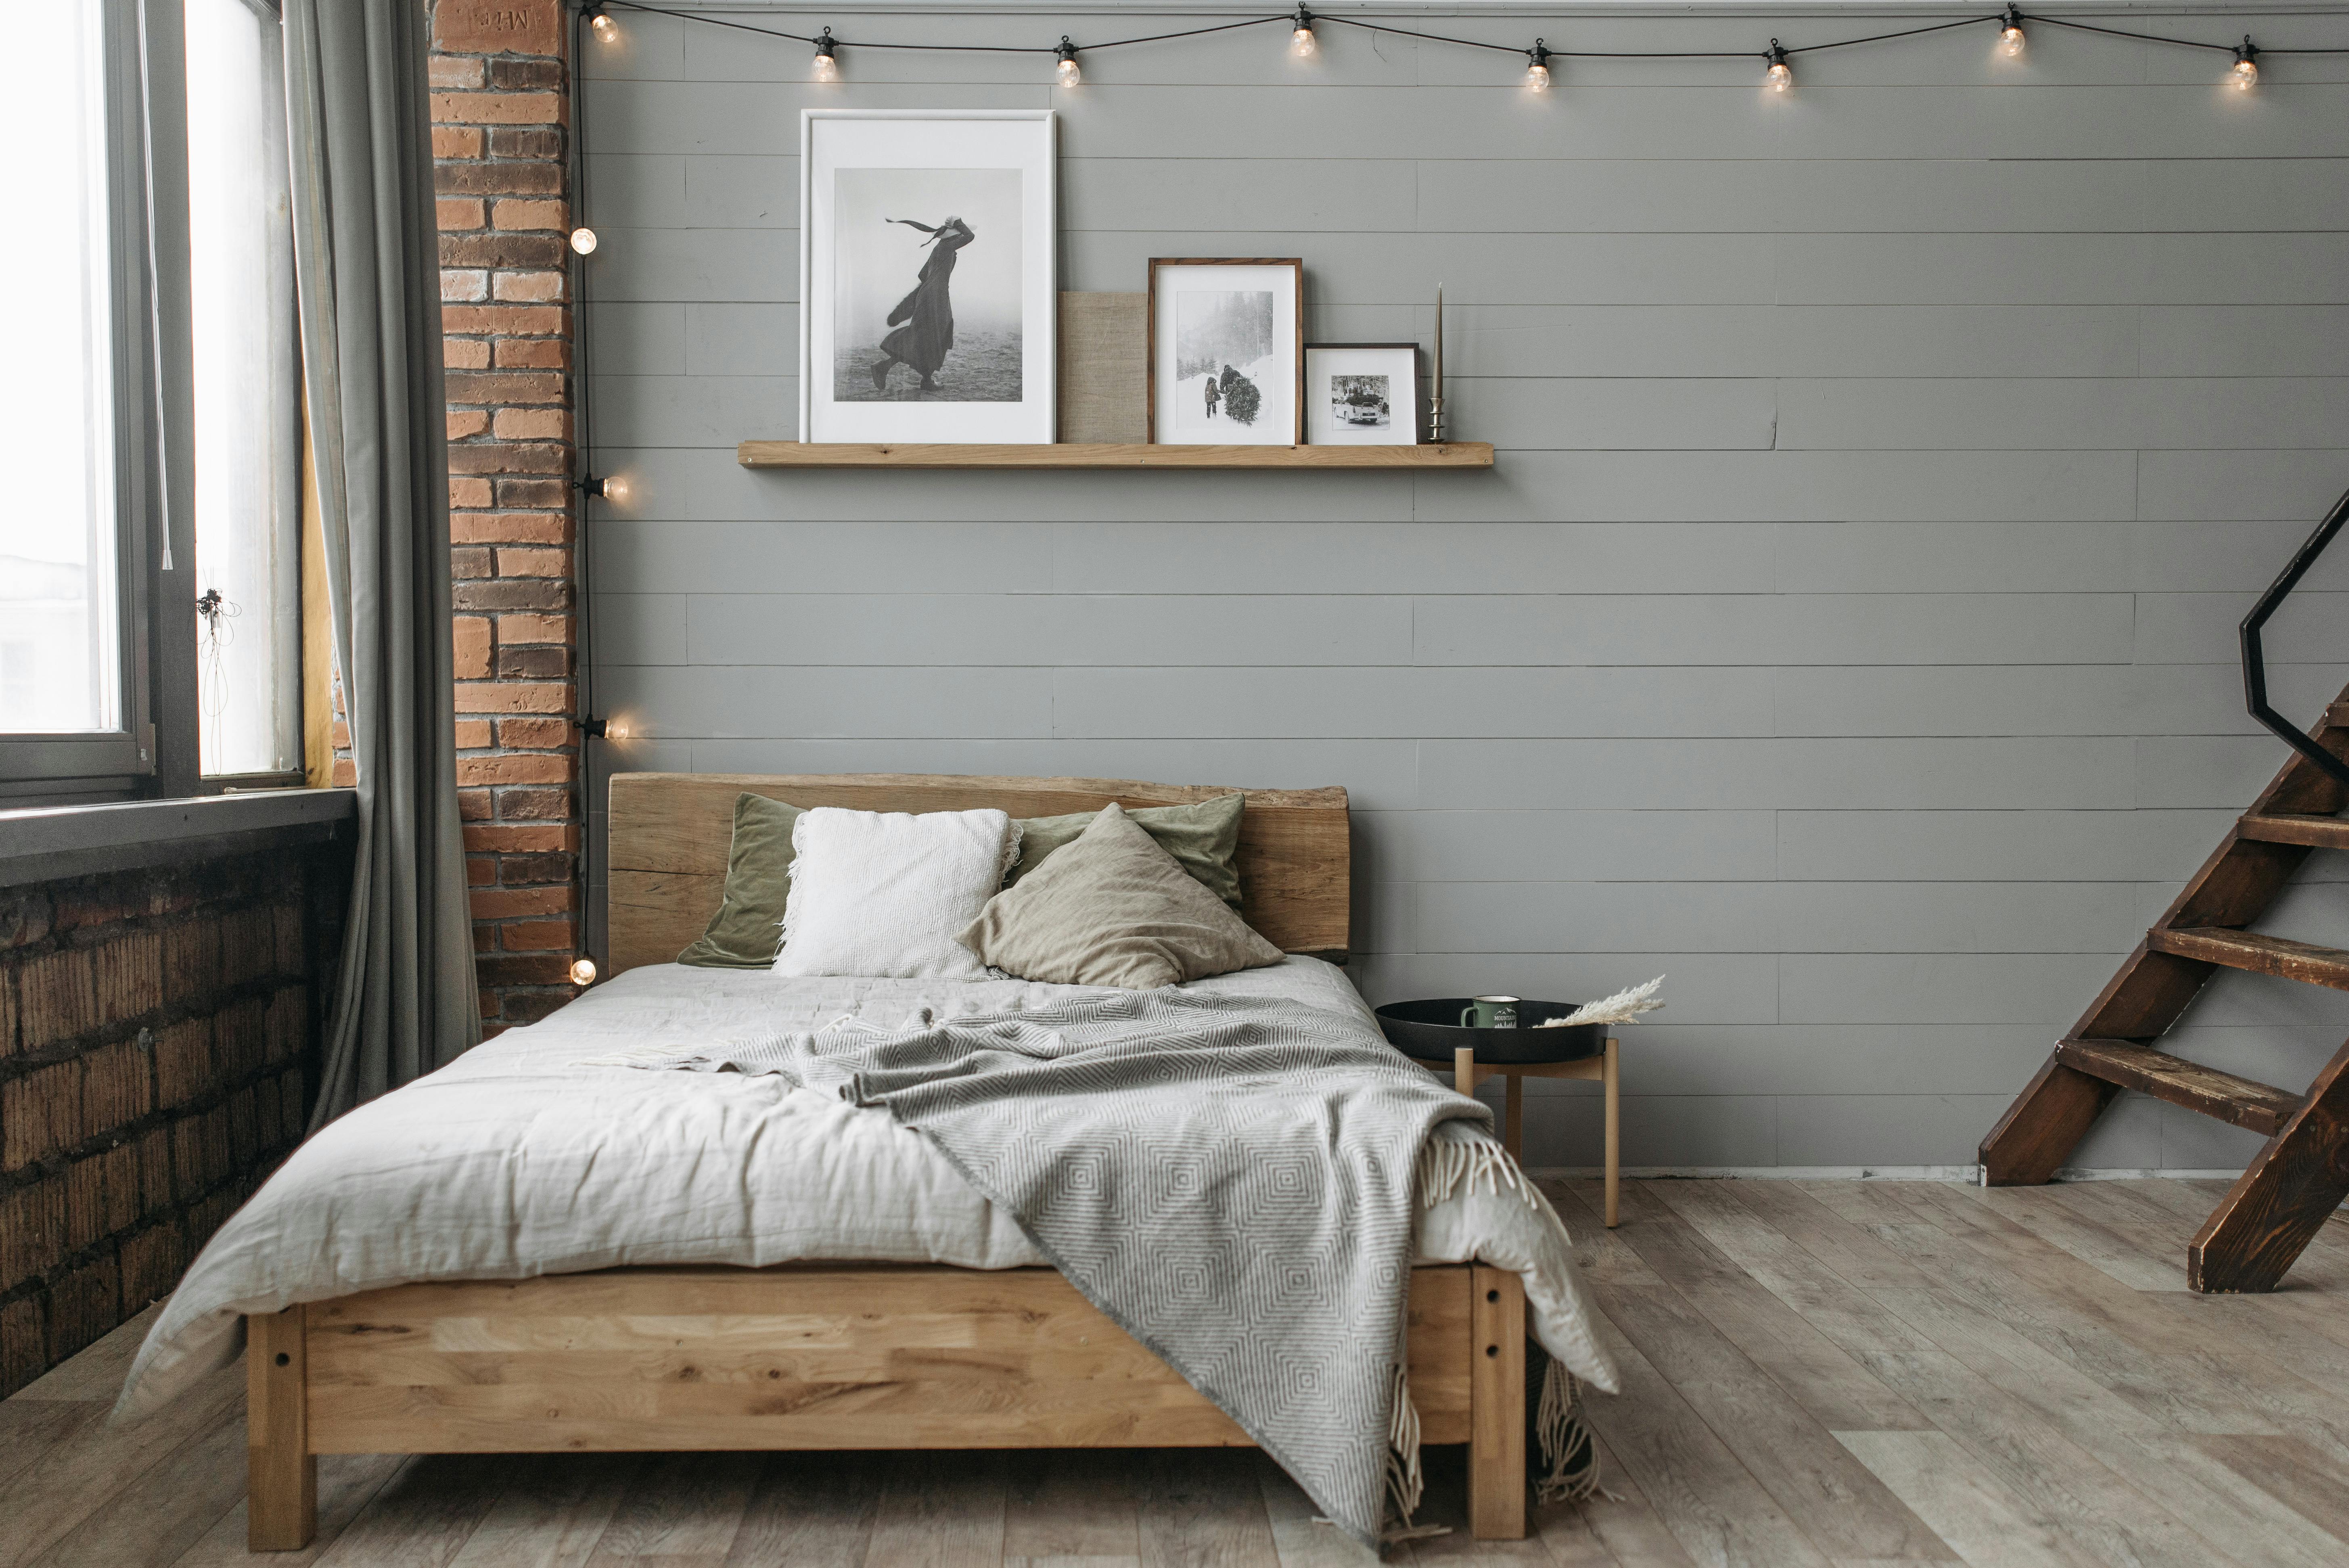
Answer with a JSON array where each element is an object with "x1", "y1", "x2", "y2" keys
[
  {"x1": 800, "y1": 111, "x2": 1057, "y2": 443},
  {"x1": 1147, "y1": 259, "x2": 1303, "y2": 446}
]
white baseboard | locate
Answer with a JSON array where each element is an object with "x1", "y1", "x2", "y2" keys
[{"x1": 1523, "y1": 1165, "x2": 2247, "y2": 1182}]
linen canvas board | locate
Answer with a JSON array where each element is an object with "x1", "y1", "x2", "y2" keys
[{"x1": 801, "y1": 112, "x2": 1056, "y2": 443}]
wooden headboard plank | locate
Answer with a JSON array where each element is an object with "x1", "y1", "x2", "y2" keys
[{"x1": 606, "y1": 773, "x2": 1349, "y2": 977}]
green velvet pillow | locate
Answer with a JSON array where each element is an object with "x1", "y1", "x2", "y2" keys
[
  {"x1": 675, "y1": 792, "x2": 804, "y2": 968},
  {"x1": 1010, "y1": 792, "x2": 1245, "y2": 909}
]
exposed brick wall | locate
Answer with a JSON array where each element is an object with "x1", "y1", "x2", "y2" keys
[
  {"x1": 0, "y1": 850, "x2": 341, "y2": 1395},
  {"x1": 430, "y1": 0, "x2": 583, "y2": 1032}
]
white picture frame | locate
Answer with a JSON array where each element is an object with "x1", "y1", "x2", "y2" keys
[
  {"x1": 800, "y1": 110, "x2": 1057, "y2": 444},
  {"x1": 1147, "y1": 259, "x2": 1303, "y2": 446},
  {"x1": 1304, "y1": 343, "x2": 1420, "y2": 446}
]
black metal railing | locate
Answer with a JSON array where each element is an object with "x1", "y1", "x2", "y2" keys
[{"x1": 2240, "y1": 485, "x2": 2349, "y2": 794}]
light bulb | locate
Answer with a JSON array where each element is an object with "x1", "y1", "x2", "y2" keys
[
  {"x1": 1291, "y1": 6, "x2": 1316, "y2": 58},
  {"x1": 812, "y1": 29, "x2": 838, "y2": 82},
  {"x1": 601, "y1": 475, "x2": 628, "y2": 504},
  {"x1": 1999, "y1": 8, "x2": 2025, "y2": 57},
  {"x1": 588, "y1": 8, "x2": 615, "y2": 43},
  {"x1": 1765, "y1": 41, "x2": 1793, "y2": 94},
  {"x1": 1055, "y1": 38, "x2": 1079, "y2": 87},
  {"x1": 2232, "y1": 40, "x2": 2258, "y2": 89},
  {"x1": 570, "y1": 958, "x2": 598, "y2": 987},
  {"x1": 1525, "y1": 42, "x2": 1551, "y2": 92},
  {"x1": 569, "y1": 226, "x2": 597, "y2": 255}
]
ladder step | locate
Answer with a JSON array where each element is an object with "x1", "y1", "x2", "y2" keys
[
  {"x1": 2149, "y1": 927, "x2": 2349, "y2": 991},
  {"x1": 2239, "y1": 813, "x2": 2349, "y2": 851},
  {"x1": 2055, "y1": 1038, "x2": 2305, "y2": 1135}
]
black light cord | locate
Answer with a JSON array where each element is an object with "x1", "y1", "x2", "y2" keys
[
  {"x1": 570, "y1": 2, "x2": 602, "y2": 966},
  {"x1": 591, "y1": 1, "x2": 2349, "y2": 64}
]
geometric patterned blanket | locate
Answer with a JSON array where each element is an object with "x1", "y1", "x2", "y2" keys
[{"x1": 641, "y1": 988, "x2": 1491, "y2": 1546}]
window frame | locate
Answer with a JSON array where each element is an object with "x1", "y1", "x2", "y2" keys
[{"x1": 0, "y1": 0, "x2": 283, "y2": 804}]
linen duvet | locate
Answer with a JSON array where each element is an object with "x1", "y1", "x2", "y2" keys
[{"x1": 115, "y1": 956, "x2": 1617, "y2": 1442}]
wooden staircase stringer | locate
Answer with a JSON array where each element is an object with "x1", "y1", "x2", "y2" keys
[{"x1": 1979, "y1": 680, "x2": 2349, "y2": 1292}]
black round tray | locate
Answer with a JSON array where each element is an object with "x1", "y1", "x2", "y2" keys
[{"x1": 1374, "y1": 998, "x2": 1606, "y2": 1065}]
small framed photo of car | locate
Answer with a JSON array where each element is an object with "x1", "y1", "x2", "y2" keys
[
  {"x1": 1147, "y1": 258, "x2": 1303, "y2": 445},
  {"x1": 1304, "y1": 343, "x2": 1420, "y2": 445}
]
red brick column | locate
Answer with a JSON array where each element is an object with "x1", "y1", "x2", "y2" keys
[{"x1": 429, "y1": 0, "x2": 581, "y2": 1031}]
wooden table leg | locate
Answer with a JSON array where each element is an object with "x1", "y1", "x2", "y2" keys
[
  {"x1": 1454, "y1": 1047, "x2": 1476, "y2": 1098},
  {"x1": 1502, "y1": 1069, "x2": 1523, "y2": 1159},
  {"x1": 1603, "y1": 1038, "x2": 1620, "y2": 1229}
]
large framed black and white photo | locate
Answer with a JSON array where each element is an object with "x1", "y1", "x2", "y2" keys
[
  {"x1": 1304, "y1": 343, "x2": 1420, "y2": 446},
  {"x1": 1147, "y1": 259, "x2": 1303, "y2": 445},
  {"x1": 800, "y1": 110, "x2": 1056, "y2": 443}
]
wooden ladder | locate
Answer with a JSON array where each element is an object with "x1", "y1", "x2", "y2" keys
[{"x1": 1979, "y1": 684, "x2": 2349, "y2": 1292}]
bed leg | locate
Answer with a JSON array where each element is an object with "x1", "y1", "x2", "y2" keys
[
  {"x1": 247, "y1": 1309, "x2": 316, "y2": 1551},
  {"x1": 1468, "y1": 1265, "x2": 1527, "y2": 1539}
]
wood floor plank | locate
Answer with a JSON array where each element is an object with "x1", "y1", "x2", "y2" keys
[
  {"x1": 722, "y1": 1451, "x2": 879, "y2": 1568},
  {"x1": 1138, "y1": 1449, "x2": 1280, "y2": 1568},
  {"x1": 0, "y1": 1400, "x2": 101, "y2": 1489},
  {"x1": 1596, "y1": 1182, "x2": 1931, "y2": 1433},
  {"x1": 0, "y1": 1359, "x2": 244, "y2": 1568},
  {"x1": 1569, "y1": 1300, "x2": 1835, "y2": 1568},
  {"x1": 1406, "y1": 1446, "x2": 1553, "y2": 1568},
  {"x1": 867, "y1": 1451, "x2": 1008, "y2": 1568},
  {"x1": 27, "y1": 1389, "x2": 248, "y2": 1568},
  {"x1": 585, "y1": 1453, "x2": 759, "y2": 1568},
  {"x1": 312, "y1": 1453, "x2": 511, "y2": 1568},
  {"x1": 1544, "y1": 1431, "x2": 1695, "y2": 1568},
  {"x1": 2198, "y1": 1434, "x2": 2349, "y2": 1547},
  {"x1": 11, "y1": 1302, "x2": 165, "y2": 1402},
  {"x1": 1952, "y1": 1185, "x2": 2188, "y2": 1294},
  {"x1": 448, "y1": 1454, "x2": 638, "y2": 1568},
  {"x1": 169, "y1": 1454, "x2": 410, "y2": 1568},
  {"x1": 1258, "y1": 1451, "x2": 1380, "y2": 1568},
  {"x1": 1554, "y1": 1183, "x2": 1945, "y2": 1564},
  {"x1": 1833, "y1": 1431, "x2": 2102, "y2": 1568},
  {"x1": 1006, "y1": 1449, "x2": 1142, "y2": 1560}
]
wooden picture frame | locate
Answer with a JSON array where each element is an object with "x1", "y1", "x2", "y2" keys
[
  {"x1": 1305, "y1": 342, "x2": 1421, "y2": 446},
  {"x1": 1146, "y1": 258, "x2": 1304, "y2": 445}
]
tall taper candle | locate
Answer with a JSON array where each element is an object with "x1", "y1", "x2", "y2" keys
[{"x1": 1429, "y1": 284, "x2": 1445, "y2": 443}]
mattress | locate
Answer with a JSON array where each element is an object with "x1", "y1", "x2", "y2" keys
[{"x1": 115, "y1": 956, "x2": 1615, "y2": 1418}]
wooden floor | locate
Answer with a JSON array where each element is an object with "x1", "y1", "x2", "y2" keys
[{"x1": 8, "y1": 1176, "x2": 2349, "y2": 1568}]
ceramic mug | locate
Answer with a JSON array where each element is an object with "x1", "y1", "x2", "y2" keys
[{"x1": 1460, "y1": 995, "x2": 1520, "y2": 1029}]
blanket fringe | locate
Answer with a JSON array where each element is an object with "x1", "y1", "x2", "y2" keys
[
  {"x1": 1534, "y1": 1356, "x2": 1610, "y2": 1506},
  {"x1": 1415, "y1": 1133, "x2": 1542, "y2": 1213},
  {"x1": 1376, "y1": 1361, "x2": 1448, "y2": 1543}
]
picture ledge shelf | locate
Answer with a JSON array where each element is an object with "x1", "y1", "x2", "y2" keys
[{"x1": 735, "y1": 441, "x2": 1496, "y2": 470}]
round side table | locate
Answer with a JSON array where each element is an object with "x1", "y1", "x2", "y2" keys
[{"x1": 1446, "y1": 1041, "x2": 1620, "y2": 1229}]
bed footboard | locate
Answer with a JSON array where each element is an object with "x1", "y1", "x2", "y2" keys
[{"x1": 245, "y1": 1261, "x2": 1524, "y2": 1549}]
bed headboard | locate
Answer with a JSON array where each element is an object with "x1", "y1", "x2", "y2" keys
[{"x1": 604, "y1": 772, "x2": 1351, "y2": 978}]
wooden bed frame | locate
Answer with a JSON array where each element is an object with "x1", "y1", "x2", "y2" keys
[{"x1": 247, "y1": 774, "x2": 1528, "y2": 1548}]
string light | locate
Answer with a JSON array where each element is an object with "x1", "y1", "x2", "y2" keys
[
  {"x1": 582, "y1": 474, "x2": 628, "y2": 503},
  {"x1": 1999, "y1": 6, "x2": 2025, "y2": 58},
  {"x1": 812, "y1": 27, "x2": 839, "y2": 82},
  {"x1": 570, "y1": 958, "x2": 598, "y2": 987},
  {"x1": 1764, "y1": 40, "x2": 1792, "y2": 93},
  {"x1": 2233, "y1": 37, "x2": 2259, "y2": 88},
  {"x1": 1054, "y1": 36, "x2": 1080, "y2": 86},
  {"x1": 569, "y1": 226, "x2": 598, "y2": 255},
  {"x1": 586, "y1": 3, "x2": 615, "y2": 44},
  {"x1": 1290, "y1": 6, "x2": 1316, "y2": 59},
  {"x1": 1525, "y1": 39, "x2": 1550, "y2": 92}
]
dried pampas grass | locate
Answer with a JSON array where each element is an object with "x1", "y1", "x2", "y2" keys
[{"x1": 1537, "y1": 975, "x2": 1665, "y2": 1029}]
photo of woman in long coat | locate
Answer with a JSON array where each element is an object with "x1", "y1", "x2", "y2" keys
[{"x1": 872, "y1": 215, "x2": 974, "y2": 393}]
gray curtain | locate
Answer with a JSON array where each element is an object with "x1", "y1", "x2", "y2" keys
[{"x1": 285, "y1": 0, "x2": 480, "y2": 1123}]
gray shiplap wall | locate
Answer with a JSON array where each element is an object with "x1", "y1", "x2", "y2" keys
[{"x1": 579, "y1": 6, "x2": 2349, "y2": 1171}]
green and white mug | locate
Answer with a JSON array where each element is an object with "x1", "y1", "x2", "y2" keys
[{"x1": 1460, "y1": 995, "x2": 1519, "y2": 1029}]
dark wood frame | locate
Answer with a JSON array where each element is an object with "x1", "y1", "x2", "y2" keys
[
  {"x1": 1303, "y1": 341, "x2": 1422, "y2": 446},
  {"x1": 1145, "y1": 258, "x2": 1305, "y2": 445}
]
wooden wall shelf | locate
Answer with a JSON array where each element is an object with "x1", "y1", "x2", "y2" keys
[{"x1": 736, "y1": 441, "x2": 1495, "y2": 470}]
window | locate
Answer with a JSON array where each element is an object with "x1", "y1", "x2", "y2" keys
[
  {"x1": 186, "y1": 0, "x2": 298, "y2": 779},
  {"x1": 0, "y1": 0, "x2": 303, "y2": 799}
]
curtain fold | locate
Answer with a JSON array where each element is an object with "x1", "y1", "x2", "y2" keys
[{"x1": 285, "y1": 0, "x2": 480, "y2": 1124}]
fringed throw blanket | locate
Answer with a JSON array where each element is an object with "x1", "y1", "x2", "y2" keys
[{"x1": 634, "y1": 989, "x2": 1508, "y2": 1547}]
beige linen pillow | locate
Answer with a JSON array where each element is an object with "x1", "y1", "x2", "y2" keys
[
  {"x1": 959, "y1": 803, "x2": 1284, "y2": 990},
  {"x1": 1009, "y1": 792, "x2": 1246, "y2": 909}
]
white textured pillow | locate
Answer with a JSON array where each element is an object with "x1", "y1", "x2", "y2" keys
[{"x1": 773, "y1": 807, "x2": 1021, "y2": 979}]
